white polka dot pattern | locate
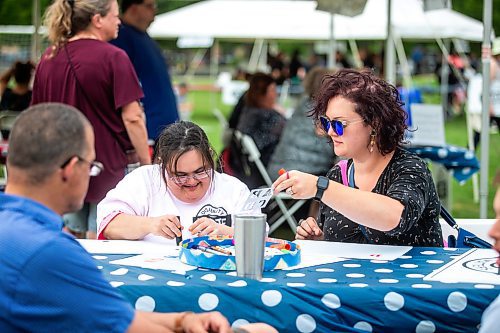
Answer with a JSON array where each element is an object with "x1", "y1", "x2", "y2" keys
[
  {"x1": 138, "y1": 274, "x2": 154, "y2": 281},
  {"x1": 110, "y1": 268, "x2": 128, "y2": 275},
  {"x1": 415, "y1": 320, "x2": 436, "y2": 333},
  {"x1": 384, "y1": 292, "x2": 404, "y2": 311},
  {"x1": 228, "y1": 280, "x2": 247, "y2": 287},
  {"x1": 447, "y1": 292, "x2": 467, "y2": 312},
  {"x1": 474, "y1": 284, "x2": 495, "y2": 289},
  {"x1": 201, "y1": 274, "x2": 217, "y2": 281},
  {"x1": 198, "y1": 293, "x2": 219, "y2": 311},
  {"x1": 412, "y1": 284, "x2": 432, "y2": 289},
  {"x1": 321, "y1": 293, "x2": 341, "y2": 309},
  {"x1": 296, "y1": 314, "x2": 316, "y2": 333},
  {"x1": 343, "y1": 263, "x2": 361, "y2": 268},
  {"x1": 166, "y1": 281, "x2": 185, "y2": 286},
  {"x1": 406, "y1": 273, "x2": 425, "y2": 278},
  {"x1": 354, "y1": 321, "x2": 373, "y2": 332},
  {"x1": 135, "y1": 295, "x2": 155, "y2": 311},
  {"x1": 259, "y1": 278, "x2": 276, "y2": 283},
  {"x1": 346, "y1": 273, "x2": 365, "y2": 278},
  {"x1": 261, "y1": 290, "x2": 282, "y2": 307},
  {"x1": 286, "y1": 273, "x2": 306, "y2": 278},
  {"x1": 315, "y1": 268, "x2": 335, "y2": 272},
  {"x1": 232, "y1": 319, "x2": 250, "y2": 328}
]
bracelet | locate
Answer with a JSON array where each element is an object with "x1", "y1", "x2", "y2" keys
[{"x1": 173, "y1": 311, "x2": 194, "y2": 333}]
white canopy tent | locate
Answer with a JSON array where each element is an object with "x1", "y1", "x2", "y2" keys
[{"x1": 148, "y1": 0, "x2": 484, "y2": 42}]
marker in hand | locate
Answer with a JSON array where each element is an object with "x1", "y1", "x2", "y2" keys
[{"x1": 278, "y1": 168, "x2": 289, "y2": 179}]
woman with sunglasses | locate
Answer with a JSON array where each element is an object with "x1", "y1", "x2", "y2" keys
[
  {"x1": 273, "y1": 69, "x2": 443, "y2": 246},
  {"x1": 96, "y1": 121, "x2": 263, "y2": 243}
]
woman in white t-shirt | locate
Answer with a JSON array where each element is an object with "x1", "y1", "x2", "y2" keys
[{"x1": 97, "y1": 121, "x2": 262, "y2": 243}]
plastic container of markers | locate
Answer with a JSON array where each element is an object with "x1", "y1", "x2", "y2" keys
[{"x1": 179, "y1": 236, "x2": 301, "y2": 271}]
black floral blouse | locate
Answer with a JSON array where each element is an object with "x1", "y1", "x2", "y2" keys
[{"x1": 319, "y1": 148, "x2": 443, "y2": 247}]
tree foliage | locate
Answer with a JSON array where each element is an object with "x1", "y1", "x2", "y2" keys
[{"x1": 0, "y1": 0, "x2": 198, "y2": 25}]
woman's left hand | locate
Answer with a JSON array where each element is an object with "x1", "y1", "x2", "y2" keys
[
  {"x1": 189, "y1": 217, "x2": 233, "y2": 236},
  {"x1": 272, "y1": 170, "x2": 318, "y2": 199}
]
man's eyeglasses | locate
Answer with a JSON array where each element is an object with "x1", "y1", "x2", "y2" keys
[
  {"x1": 60, "y1": 156, "x2": 104, "y2": 177},
  {"x1": 169, "y1": 168, "x2": 212, "y2": 185},
  {"x1": 319, "y1": 116, "x2": 364, "y2": 136}
]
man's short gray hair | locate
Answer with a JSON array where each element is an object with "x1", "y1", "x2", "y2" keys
[{"x1": 7, "y1": 103, "x2": 91, "y2": 184}]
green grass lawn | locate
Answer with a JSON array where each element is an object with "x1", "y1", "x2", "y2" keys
[{"x1": 185, "y1": 83, "x2": 499, "y2": 219}]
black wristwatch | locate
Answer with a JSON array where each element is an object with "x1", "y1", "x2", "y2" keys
[{"x1": 315, "y1": 176, "x2": 329, "y2": 201}]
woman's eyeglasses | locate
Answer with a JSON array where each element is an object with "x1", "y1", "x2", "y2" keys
[
  {"x1": 169, "y1": 169, "x2": 212, "y2": 185},
  {"x1": 319, "y1": 116, "x2": 364, "y2": 136},
  {"x1": 60, "y1": 156, "x2": 104, "y2": 177}
]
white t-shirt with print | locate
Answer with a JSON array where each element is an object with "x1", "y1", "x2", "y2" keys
[{"x1": 96, "y1": 165, "x2": 262, "y2": 244}]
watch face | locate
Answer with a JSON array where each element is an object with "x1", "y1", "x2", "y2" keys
[{"x1": 318, "y1": 176, "x2": 329, "y2": 189}]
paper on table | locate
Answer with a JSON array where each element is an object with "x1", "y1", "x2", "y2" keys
[
  {"x1": 293, "y1": 240, "x2": 412, "y2": 261},
  {"x1": 282, "y1": 254, "x2": 346, "y2": 270},
  {"x1": 78, "y1": 239, "x2": 175, "y2": 255},
  {"x1": 242, "y1": 187, "x2": 273, "y2": 211},
  {"x1": 424, "y1": 248, "x2": 500, "y2": 285},
  {"x1": 110, "y1": 253, "x2": 197, "y2": 272}
]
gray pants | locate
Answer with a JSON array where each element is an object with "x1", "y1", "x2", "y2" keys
[{"x1": 63, "y1": 203, "x2": 97, "y2": 233}]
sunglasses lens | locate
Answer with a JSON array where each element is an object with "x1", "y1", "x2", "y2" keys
[
  {"x1": 320, "y1": 117, "x2": 330, "y2": 133},
  {"x1": 334, "y1": 120, "x2": 344, "y2": 136}
]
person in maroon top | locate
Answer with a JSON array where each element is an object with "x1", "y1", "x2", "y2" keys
[{"x1": 31, "y1": 0, "x2": 151, "y2": 239}]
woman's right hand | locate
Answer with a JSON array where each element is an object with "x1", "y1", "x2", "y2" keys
[
  {"x1": 149, "y1": 215, "x2": 182, "y2": 239},
  {"x1": 295, "y1": 217, "x2": 324, "y2": 240}
]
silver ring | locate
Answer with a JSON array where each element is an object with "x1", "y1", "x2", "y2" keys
[{"x1": 287, "y1": 187, "x2": 294, "y2": 195}]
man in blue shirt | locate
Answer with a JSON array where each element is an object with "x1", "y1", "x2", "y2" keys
[
  {"x1": 111, "y1": 0, "x2": 179, "y2": 141},
  {"x1": 0, "y1": 103, "x2": 233, "y2": 332}
]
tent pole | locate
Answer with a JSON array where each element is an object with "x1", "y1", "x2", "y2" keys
[
  {"x1": 31, "y1": 0, "x2": 41, "y2": 62},
  {"x1": 249, "y1": 39, "x2": 264, "y2": 73},
  {"x1": 328, "y1": 13, "x2": 336, "y2": 69},
  {"x1": 440, "y1": 39, "x2": 450, "y2": 118},
  {"x1": 393, "y1": 33, "x2": 411, "y2": 88},
  {"x1": 348, "y1": 39, "x2": 363, "y2": 69},
  {"x1": 384, "y1": 0, "x2": 396, "y2": 84},
  {"x1": 210, "y1": 40, "x2": 219, "y2": 114},
  {"x1": 479, "y1": 0, "x2": 492, "y2": 218}
]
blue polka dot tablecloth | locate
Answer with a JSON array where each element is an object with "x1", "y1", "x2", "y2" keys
[
  {"x1": 94, "y1": 247, "x2": 499, "y2": 332},
  {"x1": 407, "y1": 145, "x2": 479, "y2": 183}
]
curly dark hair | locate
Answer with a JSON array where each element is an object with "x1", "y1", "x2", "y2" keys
[
  {"x1": 154, "y1": 121, "x2": 217, "y2": 187},
  {"x1": 311, "y1": 69, "x2": 408, "y2": 155}
]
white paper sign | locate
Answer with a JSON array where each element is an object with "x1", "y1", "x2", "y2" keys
[
  {"x1": 242, "y1": 187, "x2": 273, "y2": 211},
  {"x1": 294, "y1": 240, "x2": 412, "y2": 261},
  {"x1": 407, "y1": 104, "x2": 446, "y2": 146},
  {"x1": 78, "y1": 239, "x2": 174, "y2": 254},
  {"x1": 424, "y1": 248, "x2": 500, "y2": 285},
  {"x1": 110, "y1": 253, "x2": 197, "y2": 272}
]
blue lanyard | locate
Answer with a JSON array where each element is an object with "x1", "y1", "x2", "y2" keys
[{"x1": 348, "y1": 164, "x2": 355, "y2": 188}]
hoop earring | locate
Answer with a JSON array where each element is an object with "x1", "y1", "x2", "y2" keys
[{"x1": 369, "y1": 131, "x2": 376, "y2": 153}]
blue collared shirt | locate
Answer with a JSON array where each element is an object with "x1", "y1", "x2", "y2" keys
[{"x1": 0, "y1": 193, "x2": 134, "y2": 332}]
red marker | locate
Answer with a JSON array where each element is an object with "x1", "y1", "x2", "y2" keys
[{"x1": 278, "y1": 168, "x2": 289, "y2": 179}]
